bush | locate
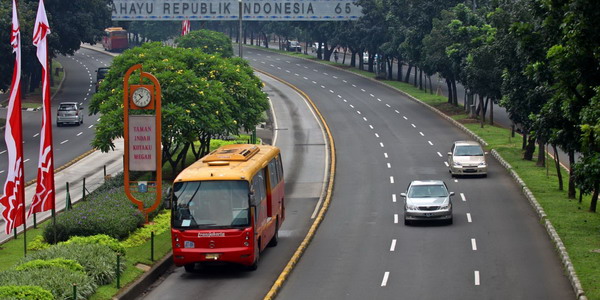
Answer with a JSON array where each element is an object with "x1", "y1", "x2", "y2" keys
[
  {"x1": 122, "y1": 210, "x2": 171, "y2": 248},
  {"x1": 22, "y1": 243, "x2": 125, "y2": 286},
  {"x1": 16, "y1": 258, "x2": 85, "y2": 273},
  {"x1": 61, "y1": 234, "x2": 125, "y2": 255},
  {"x1": 0, "y1": 285, "x2": 54, "y2": 300},
  {"x1": 28, "y1": 235, "x2": 51, "y2": 251},
  {"x1": 175, "y1": 29, "x2": 234, "y2": 57},
  {"x1": 0, "y1": 267, "x2": 95, "y2": 300},
  {"x1": 43, "y1": 186, "x2": 145, "y2": 243}
]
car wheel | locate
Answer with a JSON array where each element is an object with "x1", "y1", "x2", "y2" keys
[
  {"x1": 57, "y1": 122, "x2": 61, "y2": 127},
  {"x1": 447, "y1": 218, "x2": 453, "y2": 225},
  {"x1": 404, "y1": 218, "x2": 411, "y2": 226},
  {"x1": 183, "y1": 263, "x2": 195, "y2": 273}
]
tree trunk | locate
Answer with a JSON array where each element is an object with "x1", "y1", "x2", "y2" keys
[
  {"x1": 428, "y1": 76, "x2": 433, "y2": 94},
  {"x1": 342, "y1": 48, "x2": 347, "y2": 64},
  {"x1": 263, "y1": 32, "x2": 269, "y2": 48},
  {"x1": 446, "y1": 79, "x2": 453, "y2": 104},
  {"x1": 397, "y1": 60, "x2": 403, "y2": 81},
  {"x1": 536, "y1": 139, "x2": 545, "y2": 167},
  {"x1": 419, "y1": 69, "x2": 423, "y2": 90},
  {"x1": 404, "y1": 65, "x2": 412, "y2": 83},
  {"x1": 452, "y1": 80, "x2": 459, "y2": 106},
  {"x1": 552, "y1": 144, "x2": 563, "y2": 190},
  {"x1": 489, "y1": 99, "x2": 494, "y2": 125},
  {"x1": 590, "y1": 179, "x2": 599, "y2": 212},
  {"x1": 350, "y1": 51, "x2": 356, "y2": 67},
  {"x1": 568, "y1": 150, "x2": 576, "y2": 199},
  {"x1": 387, "y1": 58, "x2": 393, "y2": 80},
  {"x1": 523, "y1": 135, "x2": 535, "y2": 160},
  {"x1": 479, "y1": 95, "x2": 485, "y2": 128},
  {"x1": 413, "y1": 66, "x2": 417, "y2": 86}
]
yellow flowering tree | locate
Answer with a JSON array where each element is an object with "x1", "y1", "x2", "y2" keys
[{"x1": 90, "y1": 42, "x2": 268, "y2": 176}]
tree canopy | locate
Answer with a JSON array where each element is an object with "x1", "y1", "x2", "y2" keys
[{"x1": 90, "y1": 42, "x2": 268, "y2": 176}]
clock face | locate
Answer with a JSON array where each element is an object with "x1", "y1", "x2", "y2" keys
[{"x1": 132, "y1": 87, "x2": 151, "y2": 107}]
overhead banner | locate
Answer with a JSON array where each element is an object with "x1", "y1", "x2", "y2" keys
[{"x1": 111, "y1": 0, "x2": 362, "y2": 21}]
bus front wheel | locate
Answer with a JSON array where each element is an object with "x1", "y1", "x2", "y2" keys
[{"x1": 184, "y1": 263, "x2": 195, "y2": 273}]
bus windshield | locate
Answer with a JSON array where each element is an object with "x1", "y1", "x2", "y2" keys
[{"x1": 172, "y1": 180, "x2": 249, "y2": 229}]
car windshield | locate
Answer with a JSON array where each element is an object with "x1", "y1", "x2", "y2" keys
[
  {"x1": 58, "y1": 104, "x2": 76, "y2": 111},
  {"x1": 454, "y1": 145, "x2": 484, "y2": 156},
  {"x1": 172, "y1": 180, "x2": 249, "y2": 229},
  {"x1": 408, "y1": 185, "x2": 448, "y2": 198}
]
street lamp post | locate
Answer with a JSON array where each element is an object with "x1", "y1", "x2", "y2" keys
[{"x1": 238, "y1": 0, "x2": 243, "y2": 58}]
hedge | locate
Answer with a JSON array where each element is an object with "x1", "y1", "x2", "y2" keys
[
  {"x1": 0, "y1": 286, "x2": 54, "y2": 300},
  {"x1": 0, "y1": 266, "x2": 95, "y2": 300},
  {"x1": 21, "y1": 243, "x2": 124, "y2": 286},
  {"x1": 43, "y1": 187, "x2": 146, "y2": 243}
]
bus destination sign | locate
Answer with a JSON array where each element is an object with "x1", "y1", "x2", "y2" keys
[{"x1": 111, "y1": 0, "x2": 362, "y2": 21}]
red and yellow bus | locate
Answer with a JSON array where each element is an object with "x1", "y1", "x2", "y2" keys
[
  {"x1": 169, "y1": 144, "x2": 285, "y2": 271},
  {"x1": 102, "y1": 27, "x2": 128, "y2": 52}
]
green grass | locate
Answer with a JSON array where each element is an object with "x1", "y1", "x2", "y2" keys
[
  {"x1": 0, "y1": 227, "x2": 45, "y2": 272},
  {"x1": 90, "y1": 229, "x2": 171, "y2": 300}
]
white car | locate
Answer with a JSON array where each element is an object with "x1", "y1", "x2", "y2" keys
[
  {"x1": 401, "y1": 180, "x2": 454, "y2": 225},
  {"x1": 448, "y1": 141, "x2": 487, "y2": 177},
  {"x1": 56, "y1": 102, "x2": 83, "y2": 126}
]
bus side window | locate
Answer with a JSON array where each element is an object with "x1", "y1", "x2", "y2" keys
[
  {"x1": 252, "y1": 170, "x2": 266, "y2": 222},
  {"x1": 268, "y1": 159, "x2": 278, "y2": 190},
  {"x1": 276, "y1": 154, "x2": 284, "y2": 181}
]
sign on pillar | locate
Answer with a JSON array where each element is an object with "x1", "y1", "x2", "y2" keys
[{"x1": 123, "y1": 64, "x2": 162, "y2": 222}]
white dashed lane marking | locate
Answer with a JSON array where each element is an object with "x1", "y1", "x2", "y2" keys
[
  {"x1": 390, "y1": 240, "x2": 397, "y2": 251},
  {"x1": 381, "y1": 272, "x2": 390, "y2": 287},
  {"x1": 467, "y1": 213, "x2": 472, "y2": 223},
  {"x1": 471, "y1": 239, "x2": 477, "y2": 251}
]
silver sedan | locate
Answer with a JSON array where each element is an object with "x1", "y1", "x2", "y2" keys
[{"x1": 401, "y1": 180, "x2": 454, "y2": 225}]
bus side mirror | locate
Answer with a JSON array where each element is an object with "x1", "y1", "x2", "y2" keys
[
  {"x1": 249, "y1": 191, "x2": 256, "y2": 205},
  {"x1": 164, "y1": 187, "x2": 173, "y2": 209}
]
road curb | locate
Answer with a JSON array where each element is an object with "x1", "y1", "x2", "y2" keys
[
  {"x1": 114, "y1": 252, "x2": 174, "y2": 300},
  {"x1": 248, "y1": 45, "x2": 585, "y2": 299},
  {"x1": 254, "y1": 70, "x2": 336, "y2": 300},
  {"x1": 490, "y1": 150, "x2": 586, "y2": 300}
]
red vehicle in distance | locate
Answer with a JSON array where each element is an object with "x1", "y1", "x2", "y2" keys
[{"x1": 102, "y1": 27, "x2": 128, "y2": 52}]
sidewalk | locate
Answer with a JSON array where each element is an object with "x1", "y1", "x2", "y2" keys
[{"x1": 0, "y1": 138, "x2": 124, "y2": 244}]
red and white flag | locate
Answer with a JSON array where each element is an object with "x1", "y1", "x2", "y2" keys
[
  {"x1": 29, "y1": 0, "x2": 55, "y2": 217},
  {"x1": 0, "y1": 0, "x2": 26, "y2": 234},
  {"x1": 181, "y1": 19, "x2": 191, "y2": 36}
]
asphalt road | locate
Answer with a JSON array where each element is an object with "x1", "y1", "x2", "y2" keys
[
  {"x1": 0, "y1": 48, "x2": 113, "y2": 186},
  {"x1": 244, "y1": 48, "x2": 573, "y2": 299},
  {"x1": 138, "y1": 72, "x2": 329, "y2": 299}
]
